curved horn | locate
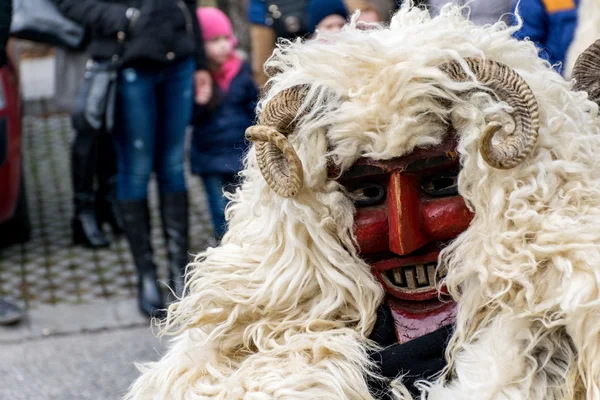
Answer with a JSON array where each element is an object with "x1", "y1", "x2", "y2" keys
[
  {"x1": 245, "y1": 86, "x2": 307, "y2": 198},
  {"x1": 439, "y1": 58, "x2": 540, "y2": 170},
  {"x1": 572, "y1": 39, "x2": 600, "y2": 106}
]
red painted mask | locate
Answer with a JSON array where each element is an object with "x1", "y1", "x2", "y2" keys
[{"x1": 335, "y1": 136, "x2": 473, "y2": 343}]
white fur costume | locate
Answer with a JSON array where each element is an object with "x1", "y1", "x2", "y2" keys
[{"x1": 127, "y1": 3, "x2": 600, "y2": 399}]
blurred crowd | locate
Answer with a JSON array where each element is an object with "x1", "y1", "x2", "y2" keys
[{"x1": 0, "y1": 0, "x2": 596, "y2": 324}]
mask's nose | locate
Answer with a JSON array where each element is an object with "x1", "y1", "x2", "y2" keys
[
  {"x1": 387, "y1": 172, "x2": 473, "y2": 256},
  {"x1": 388, "y1": 172, "x2": 427, "y2": 255}
]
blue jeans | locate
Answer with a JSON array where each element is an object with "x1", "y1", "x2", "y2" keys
[
  {"x1": 113, "y1": 57, "x2": 195, "y2": 201},
  {"x1": 201, "y1": 174, "x2": 236, "y2": 239}
]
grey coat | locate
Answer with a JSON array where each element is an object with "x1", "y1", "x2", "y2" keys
[
  {"x1": 54, "y1": 48, "x2": 89, "y2": 113},
  {"x1": 427, "y1": 0, "x2": 512, "y2": 26}
]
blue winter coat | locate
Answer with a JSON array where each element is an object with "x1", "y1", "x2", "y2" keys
[
  {"x1": 190, "y1": 62, "x2": 258, "y2": 176},
  {"x1": 512, "y1": 0, "x2": 579, "y2": 73}
]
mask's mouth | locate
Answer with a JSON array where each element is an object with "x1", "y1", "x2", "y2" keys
[
  {"x1": 375, "y1": 261, "x2": 450, "y2": 303},
  {"x1": 370, "y1": 244, "x2": 449, "y2": 301},
  {"x1": 382, "y1": 262, "x2": 441, "y2": 291}
]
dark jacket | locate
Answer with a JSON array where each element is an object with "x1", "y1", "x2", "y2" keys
[
  {"x1": 190, "y1": 62, "x2": 257, "y2": 176},
  {"x1": 367, "y1": 304, "x2": 452, "y2": 399},
  {"x1": 52, "y1": 0, "x2": 207, "y2": 70},
  {"x1": 512, "y1": 0, "x2": 579, "y2": 72},
  {"x1": 0, "y1": 0, "x2": 11, "y2": 67}
]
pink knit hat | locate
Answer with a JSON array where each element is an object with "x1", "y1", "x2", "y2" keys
[
  {"x1": 196, "y1": 7, "x2": 242, "y2": 92},
  {"x1": 196, "y1": 7, "x2": 237, "y2": 47}
]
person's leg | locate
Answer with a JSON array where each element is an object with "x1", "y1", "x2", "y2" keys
[
  {"x1": 71, "y1": 128, "x2": 110, "y2": 248},
  {"x1": 249, "y1": 24, "x2": 276, "y2": 87},
  {"x1": 95, "y1": 133, "x2": 124, "y2": 234},
  {"x1": 154, "y1": 57, "x2": 194, "y2": 195},
  {"x1": 154, "y1": 57, "x2": 195, "y2": 296},
  {"x1": 113, "y1": 66, "x2": 158, "y2": 202},
  {"x1": 201, "y1": 173, "x2": 236, "y2": 240},
  {"x1": 113, "y1": 66, "x2": 163, "y2": 317}
]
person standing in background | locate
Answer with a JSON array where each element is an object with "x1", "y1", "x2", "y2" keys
[
  {"x1": 247, "y1": 0, "x2": 302, "y2": 87},
  {"x1": 192, "y1": 7, "x2": 257, "y2": 240},
  {"x1": 308, "y1": 0, "x2": 349, "y2": 34},
  {"x1": 52, "y1": 0, "x2": 212, "y2": 318},
  {"x1": 564, "y1": 0, "x2": 600, "y2": 78},
  {"x1": 0, "y1": 0, "x2": 24, "y2": 326},
  {"x1": 427, "y1": 0, "x2": 512, "y2": 25},
  {"x1": 511, "y1": 0, "x2": 579, "y2": 75},
  {"x1": 345, "y1": 0, "x2": 398, "y2": 23},
  {"x1": 248, "y1": 0, "x2": 395, "y2": 87},
  {"x1": 0, "y1": 0, "x2": 10, "y2": 68},
  {"x1": 54, "y1": 46, "x2": 124, "y2": 249}
]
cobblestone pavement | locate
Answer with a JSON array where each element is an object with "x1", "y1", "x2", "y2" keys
[
  {"x1": 0, "y1": 56, "x2": 218, "y2": 399},
  {"x1": 0, "y1": 113, "x2": 216, "y2": 310}
]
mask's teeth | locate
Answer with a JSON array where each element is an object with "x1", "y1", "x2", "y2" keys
[
  {"x1": 392, "y1": 268, "x2": 405, "y2": 286},
  {"x1": 385, "y1": 262, "x2": 440, "y2": 290},
  {"x1": 426, "y1": 263, "x2": 438, "y2": 283},
  {"x1": 415, "y1": 264, "x2": 429, "y2": 286},
  {"x1": 405, "y1": 267, "x2": 418, "y2": 289}
]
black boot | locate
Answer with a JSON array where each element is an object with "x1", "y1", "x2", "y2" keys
[
  {"x1": 119, "y1": 199, "x2": 164, "y2": 318},
  {"x1": 71, "y1": 131, "x2": 110, "y2": 248},
  {"x1": 72, "y1": 194, "x2": 110, "y2": 248},
  {"x1": 95, "y1": 135, "x2": 124, "y2": 235},
  {"x1": 96, "y1": 181, "x2": 125, "y2": 235},
  {"x1": 159, "y1": 192, "x2": 189, "y2": 297}
]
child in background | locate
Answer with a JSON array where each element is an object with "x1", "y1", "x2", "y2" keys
[
  {"x1": 345, "y1": 0, "x2": 397, "y2": 23},
  {"x1": 308, "y1": 0, "x2": 350, "y2": 34},
  {"x1": 192, "y1": 8, "x2": 258, "y2": 240}
]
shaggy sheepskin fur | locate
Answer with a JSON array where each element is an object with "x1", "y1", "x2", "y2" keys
[
  {"x1": 565, "y1": 0, "x2": 600, "y2": 79},
  {"x1": 126, "y1": 3, "x2": 600, "y2": 399}
]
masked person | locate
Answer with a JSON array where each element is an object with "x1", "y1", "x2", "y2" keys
[{"x1": 126, "y1": 3, "x2": 600, "y2": 399}]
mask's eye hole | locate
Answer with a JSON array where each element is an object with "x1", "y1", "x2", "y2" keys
[
  {"x1": 421, "y1": 173, "x2": 459, "y2": 197},
  {"x1": 351, "y1": 183, "x2": 386, "y2": 207}
]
